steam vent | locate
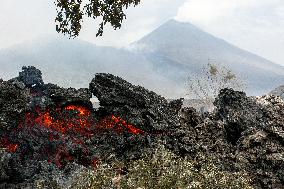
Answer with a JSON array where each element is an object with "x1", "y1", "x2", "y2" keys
[{"x1": 0, "y1": 66, "x2": 283, "y2": 188}]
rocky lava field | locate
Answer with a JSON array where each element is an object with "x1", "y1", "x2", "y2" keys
[{"x1": 0, "y1": 66, "x2": 283, "y2": 188}]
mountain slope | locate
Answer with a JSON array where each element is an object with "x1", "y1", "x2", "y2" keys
[
  {"x1": 270, "y1": 85, "x2": 284, "y2": 100},
  {"x1": 0, "y1": 36, "x2": 182, "y2": 98},
  {"x1": 133, "y1": 19, "x2": 284, "y2": 95},
  {"x1": 0, "y1": 20, "x2": 283, "y2": 98}
]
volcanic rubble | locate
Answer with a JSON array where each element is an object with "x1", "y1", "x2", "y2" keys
[{"x1": 0, "y1": 66, "x2": 283, "y2": 189}]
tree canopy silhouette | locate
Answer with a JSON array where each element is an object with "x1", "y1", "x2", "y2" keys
[{"x1": 55, "y1": 0, "x2": 141, "y2": 38}]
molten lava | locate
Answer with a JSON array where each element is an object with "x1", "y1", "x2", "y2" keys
[
  {"x1": 98, "y1": 115, "x2": 145, "y2": 135},
  {"x1": 23, "y1": 105, "x2": 94, "y2": 136},
  {"x1": 64, "y1": 105, "x2": 91, "y2": 116},
  {"x1": 1, "y1": 104, "x2": 146, "y2": 168},
  {"x1": 0, "y1": 138, "x2": 19, "y2": 153}
]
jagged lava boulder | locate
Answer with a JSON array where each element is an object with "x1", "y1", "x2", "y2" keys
[
  {"x1": 0, "y1": 79, "x2": 30, "y2": 131},
  {"x1": 90, "y1": 73, "x2": 182, "y2": 132},
  {"x1": 16, "y1": 66, "x2": 44, "y2": 87}
]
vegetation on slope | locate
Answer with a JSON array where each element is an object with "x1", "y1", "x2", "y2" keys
[{"x1": 69, "y1": 145, "x2": 253, "y2": 189}]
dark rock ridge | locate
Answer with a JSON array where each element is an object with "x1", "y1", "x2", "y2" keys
[
  {"x1": 216, "y1": 89, "x2": 284, "y2": 188},
  {"x1": 90, "y1": 73, "x2": 181, "y2": 132},
  {"x1": 0, "y1": 66, "x2": 283, "y2": 189},
  {"x1": 176, "y1": 88, "x2": 284, "y2": 188}
]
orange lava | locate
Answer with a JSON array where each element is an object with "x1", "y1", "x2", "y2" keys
[
  {"x1": 22, "y1": 105, "x2": 144, "y2": 136},
  {"x1": 99, "y1": 115, "x2": 145, "y2": 135},
  {"x1": 24, "y1": 105, "x2": 94, "y2": 136},
  {"x1": 1, "y1": 104, "x2": 146, "y2": 168},
  {"x1": 64, "y1": 105, "x2": 91, "y2": 116},
  {"x1": 0, "y1": 138, "x2": 19, "y2": 153}
]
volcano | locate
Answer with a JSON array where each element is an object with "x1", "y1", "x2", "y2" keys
[{"x1": 1, "y1": 20, "x2": 283, "y2": 98}]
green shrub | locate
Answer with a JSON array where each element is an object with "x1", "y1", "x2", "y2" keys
[{"x1": 71, "y1": 145, "x2": 253, "y2": 189}]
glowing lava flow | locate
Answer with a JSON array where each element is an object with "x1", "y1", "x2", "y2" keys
[
  {"x1": 23, "y1": 105, "x2": 94, "y2": 136},
  {"x1": 0, "y1": 138, "x2": 19, "y2": 153},
  {"x1": 98, "y1": 115, "x2": 145, "y2": 135},
  {"x1": 64, "y1": 105, "x2": 91, "y2": 116},
  {"x1": 1, "y1": 104, "x2": 146, "y2": 168},
  {"x1": 21, "y1": 105, "x2": 144, "y2": 136}
]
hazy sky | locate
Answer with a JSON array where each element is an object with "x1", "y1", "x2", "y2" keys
[{"x1": 0, "y1": 0, "x2": 283, "y2": 65}]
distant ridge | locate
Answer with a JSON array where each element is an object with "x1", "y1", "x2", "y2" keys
[
  {"x1": 0, "y1": 19, "x2": 283, "y2": 98},
  {"x1": 132, "y1": 19, "x2": 284, "y2": 95}
]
